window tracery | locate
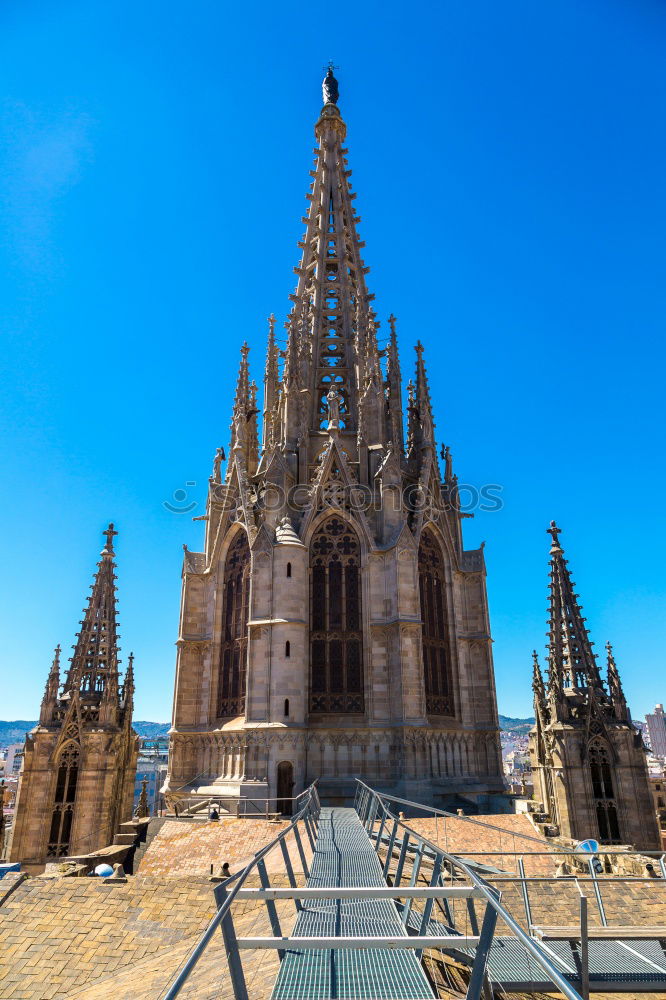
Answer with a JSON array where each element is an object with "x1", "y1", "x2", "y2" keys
[
  {"x1": 418, "y1": 529, "x2": 455, "y2": 717},
  {"x1": 217, "y1": 531, "x2": 250, "y2": 717},
  {"x1": 47, "y1": 743, "x2": 79, "y2": 858},
  {"x1": 309, "y1": 516, "x2": 363, "y2": 714},
  {"x1": 589, "y1": 739, "x2": 621, "y2": 843}
]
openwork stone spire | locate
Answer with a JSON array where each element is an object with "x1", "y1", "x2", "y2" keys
[
  {"x1": 545, "y1": 521, "x2": 605, "y2": 703},
  {"x1": 64, "y1": 524, "x2": 121, "y2": 703},
  {"x1": 283, "y1": 67, "x2": 376, "y2": 440}
]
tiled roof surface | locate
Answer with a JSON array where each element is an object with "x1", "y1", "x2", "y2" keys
[
  {"x1": 0, "y1": 873, "x2": 291, "y2": 1000},
  {"x1": 136, "y1": 817, "x2": 302, "y2": 877}
]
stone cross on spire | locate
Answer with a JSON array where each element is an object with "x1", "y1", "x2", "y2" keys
[
  {"x1": 547, "y1": 520, "x2": 562, "y2": 552},
  {"x1": 102, "y1": 523, "x2": 118, "y2": 557}
]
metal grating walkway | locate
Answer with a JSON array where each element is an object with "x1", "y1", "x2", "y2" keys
[{"x1": 270, "y1": 807, "x2": 435, "y2": 999}]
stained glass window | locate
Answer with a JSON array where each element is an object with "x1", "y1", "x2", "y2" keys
[
  {"x1": 218, "y1": 531, "x2": 250, "y2": 717},
  {"x1": 589, "y1": 739, "x2": 621, "y2": 843},
  {"x1": 47, "y1": 743, "x2": 79, "y2": 858},
  {"x1": 418, "y1": 529, "x2": 455, "y2": 717},
  {"x1": 309, "y1": 516, "x2": 364, "y2": 713}
]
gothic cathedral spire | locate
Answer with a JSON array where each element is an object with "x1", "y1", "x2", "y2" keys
[
  {"x1": 529, "y1": 521, "x2": 659, "y2": 850},
  {"x1": 8, "y1": 525, "x2": 138, "y2": 870}
]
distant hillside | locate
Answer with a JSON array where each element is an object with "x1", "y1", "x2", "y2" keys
[
  {"x1": 498, "y1": 714, "x2": 535, "y2": 735},
  {"x1": 0, "y1": 720, "x2": 170, "y2": 745},
  {"x1": 3, "y1": 717, "x2": 531, "y2": 745}
]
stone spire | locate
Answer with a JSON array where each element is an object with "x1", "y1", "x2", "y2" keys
[
  {"x1": 122, "y1": 651, "x2": 135, "y2": 715},
  {"x1": 412, "y1": 341, "x2": 435, "y2": 453},
  {"x1": 532, "y1": 649, "x2": 548, "y2": 721},
  {"x1": 39, "y1": 645, "x2": 61, "y2": 725},
  {"x1": 545, "y1": 521, "x2": 607, "y2": 710},
  {"x1": 283, "y1": 67, "x2": 376, "y2": 439},
  {"x1": 606, "y1": 641, "x2": 629, "y2": 722},
  {"x1": 64, "y1": 524, "x2": 121, "y2": 709},
  {"x1": 228, "y1": 343, "x2": 259, "y2": 474},
  {"x1": 262, "y1": 314, "x2": 280, "y2": 453},
  {"x1": 386, "y1": 314, "x2": 404, "y2": 454}
]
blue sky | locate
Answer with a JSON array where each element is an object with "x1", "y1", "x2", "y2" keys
[{"x1": 1, "y1": 0, "x2": 665, "y2": 722}]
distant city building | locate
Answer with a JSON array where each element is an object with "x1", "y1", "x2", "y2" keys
[
  {"x1": 647, "y1": 704, "x2": 666, "y2": 758},
  {"x1": 133, "y1": 756, "x2": 168, "y2": 816},
  {"x1": 8, "y1": 526, "x2": 139, "y2": 871},
  {"x1": 1, "y1": 745, "x2": 24, "y2": 777},
  {"x1": 530, "y1": 523, "x2": 660, "y2": 851}
]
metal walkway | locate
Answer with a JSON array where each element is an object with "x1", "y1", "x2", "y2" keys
[{"x1": 270, "y1": 808, "x2": 434, "y2": 1000}]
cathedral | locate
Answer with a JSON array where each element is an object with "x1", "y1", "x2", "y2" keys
[
  {"x1": 164, "y1": 69, "x2": 505, "y2": 810},
  {"x1": 8, "y1": 526, "x2": 138, "y2": 871},
  {"x1": 530, "y1": 522, "x2": 660, "y2": 851}
]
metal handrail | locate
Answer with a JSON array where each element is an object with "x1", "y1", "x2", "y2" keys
[
  {"x1": 159, "y1": 781, "x2": 320, "y2": 1000},
  {"x1": 355, "y1": 780, "x2": 584, "y2": 1000}
]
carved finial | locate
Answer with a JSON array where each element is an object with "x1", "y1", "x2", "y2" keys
[
  {"x1": 212, "y1": 446, "x2": 225, "y2": 483},
  {"x1": 415, "y1": 340, "x2": 424, "y2": 358},
  {"x1": 388, "y1": 313, "x2": 397, "y2": 336},
  {"x1": 102, "y1": 523, "x2": 118, "y2": 558},
  {"x1": 240, "y1": 341, "x2": 250, "y2": 361},
  {"x1": 268, "y1": 313, "x2": 275, "y2": 335},
  {"x1": 322, "y1": 63, "x2": 339, "y2": 106},
  {"x1": 547, "y1": 520, "x2": 562, "y2": 553},
  {"x1": 136, "y1": 777, "x2": 149, "y2": 818}
]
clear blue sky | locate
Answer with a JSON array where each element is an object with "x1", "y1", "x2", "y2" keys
[{"x1": 1, "y1": 0, "x2": 665, "y2": 723}]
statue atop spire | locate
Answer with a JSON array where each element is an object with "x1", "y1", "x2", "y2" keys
[{"x1": 322, "y1": 63, "x2": 339, "y2": 105}]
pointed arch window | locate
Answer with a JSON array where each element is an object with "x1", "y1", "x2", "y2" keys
[
  {"x1": 47, "y1": 743, "x2": 79, "y2": 858},
  {"x1": 309, "y1": 516, "x2": 364, "y2": 714},
  {"x1": 589, "y1": 739, "x2": 621, "y2": 844},
  {"x1": 217, "y1": 530, "x2": 251, "y2": 717},
  {"x1": 418, "y1": 529, "x2": 455, "y2": 717}
]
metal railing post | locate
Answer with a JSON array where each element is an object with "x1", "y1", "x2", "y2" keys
[
  {"x1": 586, "y1": 857, "x2": 607, "y2": 925},
  {"x1": 394, "y1": 832, "x2": 410, "y2": 886},
  {"x1": 416, "y1": 853, "x2": 442, "y2": 958},
  {"x1": 467, "y1": 898, "x2": 498, "y2": 1000},
  {"x1": 256, "y1": 858, "x2": 284, "y2": 961},
  {"x1": 293, "y1": 822, "x2": 310, "y2": 880},
  {"x1": 383, "y1": 819, "x2": 399, "y2": 879},
  {"x1": 517, "y1": 856, "x2": 532, "y2": 931},
  {"x1": 215, "y1": 884, "x2": 249, "y2": 1000},
  {"x1": 375, "y1": 807, "x2": 387, "y2": 850},
  {"x1": 401, "y1": 842, "x2": 423, "y2": 926},
  {"x1": 303, "y1": 812, "x2": 316, "y2": 851},
  {"x1": 279, "y1": 836, "x2": 301, "y2": 913},
  {"x1": 580, "y1": 895, "x2": 590, "y2": 1000}
]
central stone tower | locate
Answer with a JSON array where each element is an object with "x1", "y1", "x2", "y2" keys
[{"x1": 165, "y1": 70, "x2": 504, "y2": 810}]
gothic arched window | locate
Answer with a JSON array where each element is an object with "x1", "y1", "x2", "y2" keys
[
  {"x1": 217, "y1": 530, "x2": 250, "y2": 717},
  {"x1": 47, "y1": 743, "x2": 79, "y2": 858},
  {"x1": 310, "y1": 516, "x2": 364, "y2": 714},
  {"x1": 589, "y1": 739, "x2": 621, "y2": 844},
  {"x1": 418, "y1": 529, "x2": 455, "y2": 717}
]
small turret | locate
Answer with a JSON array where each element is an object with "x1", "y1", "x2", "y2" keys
[
  {"x1": 39, "y1": 645, "x2": 61, "y2": 725},
  {"x1": 606, "y1": 641, "x2": 629, "y2": 722}
]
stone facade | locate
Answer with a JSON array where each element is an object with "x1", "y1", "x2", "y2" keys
[
  {"x1": 164, "y1": 69, "x2": 504, "y2": 810},
  {"x1": 8, "y1": 525, "x2": 138, "y2": 872},
  {"x1": 530, "y1": 522, "x2": 660, "y2": 851}
]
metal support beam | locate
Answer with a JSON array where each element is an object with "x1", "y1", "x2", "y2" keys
[
  {"x1": 292, "y1": 822, "x2": 309, "y2": 881},
  {"x1": 256, "y1": 859, "x2": 284, "y2": 961},
  {"x1": 416, "y1": 854, "x2": 442, "y2": 958},
  {"x1": 236, "y1": 934, "x2": 481, "y2": 950},
  {"x1": 217, "y1": 885, "x2": 249, "y2": 1000},
  {"x1": 580, "y1": 895, "x2": 590, "y2": 1000},
  {"x1": 467, "y1": 899, "x2": 499, "y2": 1000},
  {"x1": 278, "y1": 835, "x2": 301, "y2": 912}
]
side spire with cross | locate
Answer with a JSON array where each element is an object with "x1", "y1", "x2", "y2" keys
[
  {"x1": 544, "y1": 521, "x2": 608, "y2": 709},
  {"x1": 62, "y1": 524, "x2": 123, "y2": 716}
]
